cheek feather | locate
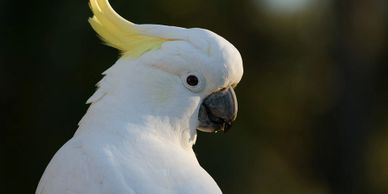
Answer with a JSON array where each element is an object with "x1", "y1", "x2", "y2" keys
[{"x1": 149, "y1": 75, "x2": 179, "y2": 105}]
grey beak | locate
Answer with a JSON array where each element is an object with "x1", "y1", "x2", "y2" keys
[{"x1": 197, "y1": 87, "x2": 238, "y2": 133}]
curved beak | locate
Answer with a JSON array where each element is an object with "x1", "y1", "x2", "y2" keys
[{"x1": 197, "y1": 87, "x2": 238, "y2": 133}]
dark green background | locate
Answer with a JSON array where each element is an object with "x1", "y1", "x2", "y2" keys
[{"x1": 1, "y1": 0, "x2": 387, "y2": 193}]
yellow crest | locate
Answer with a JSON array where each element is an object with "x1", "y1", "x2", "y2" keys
[{"x1": 89, "y1": 0, "x2": 169, "y2": 57}]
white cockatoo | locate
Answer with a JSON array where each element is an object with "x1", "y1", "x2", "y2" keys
[{"x1": 36, "y1": 0, "x2": 243, "y2": 193}]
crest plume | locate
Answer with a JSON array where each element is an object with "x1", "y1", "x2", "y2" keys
[{"x1": 89, "y1": 0, "x2": 169, "y2": 57}]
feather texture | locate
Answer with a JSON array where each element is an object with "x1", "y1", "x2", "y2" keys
[
  {"x1": 89, "y1": 0, "x2": 170, "y2": 57},
  {"x1": 36, "y1": 0, "x2": 244, "y2": 193}
]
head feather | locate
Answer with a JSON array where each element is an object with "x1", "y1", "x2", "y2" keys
[{"x1": 89, "y1": 0, "x2": 170, "y2": 57}]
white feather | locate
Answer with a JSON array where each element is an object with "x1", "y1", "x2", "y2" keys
[{"x1": 37, "y1": 2, "x2": 243, "y2": 193}]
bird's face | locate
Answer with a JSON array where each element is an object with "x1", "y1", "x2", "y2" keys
[
  {"x1": 118, "y1": 28, "x2": 244, "y2": 133},
  {"x1": 88, "y1": 0, "x2": 243, "y2": 134}
]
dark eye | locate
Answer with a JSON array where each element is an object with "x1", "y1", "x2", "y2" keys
[{"x1": 186, "y1": 75, "x2": 199, "y2": 86}]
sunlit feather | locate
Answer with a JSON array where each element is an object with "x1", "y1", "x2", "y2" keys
[{"x1": 89, "y1": 0, "x2": 169, "y2": 57}]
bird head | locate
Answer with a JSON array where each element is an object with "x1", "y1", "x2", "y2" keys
[{"x1": 86, "y1": 0, "x2": 243, "y2": 143}]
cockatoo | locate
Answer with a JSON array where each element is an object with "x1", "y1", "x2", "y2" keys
[{"x1": 36, "y1": 0, "x2": 243, "y2": 193}]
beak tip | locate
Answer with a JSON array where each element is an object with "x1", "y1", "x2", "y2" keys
[{"x1": 224, "y1": 122, "x2": 232, "y2": 132}]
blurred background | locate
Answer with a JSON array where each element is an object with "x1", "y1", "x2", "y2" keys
[{"x1": 1, "y1": 0, "x2": 387, "y2": 193}]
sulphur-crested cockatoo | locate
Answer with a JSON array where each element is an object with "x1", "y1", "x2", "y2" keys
[{"x1": 36, "y1": 0, "x2": 243, "y2": 193}]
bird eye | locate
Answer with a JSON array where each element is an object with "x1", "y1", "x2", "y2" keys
[
  {"x1": 182, "y1": 72, "x2": 205, "y2": 93},
  {"x1": 186, "y1": 75, "x2": 199, "y2": 86}
]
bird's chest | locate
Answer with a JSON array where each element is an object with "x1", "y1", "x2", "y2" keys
[{"x1": 105, "y1": 142, "x2": 220, "y2": 193}]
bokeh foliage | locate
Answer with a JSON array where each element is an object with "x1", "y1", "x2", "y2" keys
[{"x1": 1, "y1": 0, "x2": 387, "y2": 193}]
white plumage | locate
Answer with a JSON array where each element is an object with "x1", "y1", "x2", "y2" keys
[{"x1": 36, "y1": 0, "x2": 243, "y2": 193}]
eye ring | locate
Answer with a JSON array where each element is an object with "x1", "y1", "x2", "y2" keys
[{"x1": 182, "y1": 72, "x2": 205, "y2": 93}]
